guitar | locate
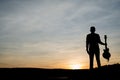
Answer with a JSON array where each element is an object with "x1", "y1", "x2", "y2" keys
[{"x1": 102, "y1": 35, "x2": 111, "y2": 61}]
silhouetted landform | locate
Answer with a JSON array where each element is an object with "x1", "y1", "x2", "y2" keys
[{"x1": 0, "y1": 63, "x2": 120, "y2": 80}]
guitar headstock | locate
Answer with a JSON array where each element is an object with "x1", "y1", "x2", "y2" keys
[{"x1": 104, "y1": 35, "x2": 107, "y2": 40}]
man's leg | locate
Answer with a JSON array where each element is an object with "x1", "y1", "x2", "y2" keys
[
  {"x1": 95, "y1": 51, "x2": 101, "y2": 68},
  {"x1": 89, "y1": 53, "x2": 94, "y2": 69}
]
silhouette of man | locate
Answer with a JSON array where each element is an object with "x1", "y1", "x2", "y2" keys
[{"x1": 86, "y1": 26, "x2": 105, "y2": 69}]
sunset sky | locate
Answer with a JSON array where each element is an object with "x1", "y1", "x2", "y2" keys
[{"x1": 0, "y1": 0, "x2": 120, "y2": 69}]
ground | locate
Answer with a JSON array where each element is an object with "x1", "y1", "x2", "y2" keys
[{"x1": 0, "y1": 64, "x2": 119, "y2": 80}]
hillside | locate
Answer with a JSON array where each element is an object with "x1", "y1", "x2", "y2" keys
[{"x1": 0, "y1": 64, "x2": 120, "y2": 80}]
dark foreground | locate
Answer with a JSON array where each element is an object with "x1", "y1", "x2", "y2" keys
[{"x1": 0, "y1": 64, "x2": 120, "y2": 80}]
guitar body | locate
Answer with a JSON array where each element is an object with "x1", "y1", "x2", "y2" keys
[
  {"x1": 102, "y1": 35, "x2": 111, "y2": 61},
  {"x1": 103, "y1": 48, "x2": 111, "y2": 61}
]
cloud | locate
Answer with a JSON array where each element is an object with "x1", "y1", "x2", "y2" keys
[{"x1": 0, "y1": 0, "x2": 120, "y2": 68}]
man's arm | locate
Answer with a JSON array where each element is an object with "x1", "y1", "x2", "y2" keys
[
  {"x1": 98, "y1": 34, "x2": 105, "y2": 45},
  {"x1": 86, "y1": 35, "x2": 89, "y2": 54}
]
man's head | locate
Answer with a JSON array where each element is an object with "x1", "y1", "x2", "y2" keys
[{"x1": 90, "y1": 26, "x2": 96, "y2": 33}]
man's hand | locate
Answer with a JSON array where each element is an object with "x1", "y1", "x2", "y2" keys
[
  {"x1": 103, "y1": 43, "x2": 107, "y2": 45},
  {"x1": 86, "y1": 49, "x2": 90, "y2": 55}
]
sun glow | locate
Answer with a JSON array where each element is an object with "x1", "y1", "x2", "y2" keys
[{"x1": 69, "y1": 64, "x2": 82, "y2": 69}]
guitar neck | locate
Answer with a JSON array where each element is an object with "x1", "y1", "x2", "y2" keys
[{"x1": 104, "y1": 35, "x2": 108, "y2": 49}]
